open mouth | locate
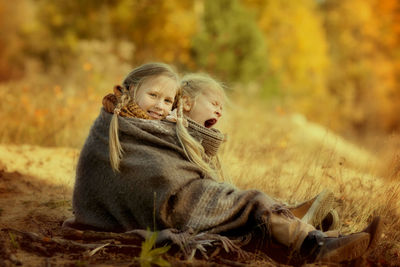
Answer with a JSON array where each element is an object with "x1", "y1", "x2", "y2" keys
[{"x1": 204, "y1": 118, "x2": 217, "y2": 128}]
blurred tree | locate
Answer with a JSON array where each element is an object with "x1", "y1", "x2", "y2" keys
[
  {"x1": 110, "y1": 0, "x2": 196, "y2": 66},
  {"x1": 192, "y1": 0, "x2": 269, "y2": 84},
  {"x1": 22, "y1": 0, "x2": 114, "y2": 68},
  {"x1": 320, "y1": 0, "x2": 400, "y2": 133},
  {"x1": 371, "y1": 0, "x2": 400, "y2": 132},
  {"x1": 243, "y1": 0, "x2": 333, "y2": 124},
  {"x1": 21, "y1": 0, "x2": 197, "y2": 69},
  {"x1": 0, "y1": 1, "x2": 29, "y2": 81}
]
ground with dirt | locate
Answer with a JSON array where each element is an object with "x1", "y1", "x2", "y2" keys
[
  {"x1": 0, "y1": 143, "x2": 398, "y2": 266},
  {"x1": 0, "y1": 145, "x2": 278, "y2": 266}
]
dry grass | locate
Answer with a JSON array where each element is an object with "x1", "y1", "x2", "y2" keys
[
  {"x1": 1, "y1": 73, "x2": 400, "y2": 264},
  {"x1": 217, "y1": 96, "x2": 400, "y2": 264}
]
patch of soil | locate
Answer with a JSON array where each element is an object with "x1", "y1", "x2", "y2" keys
[
  {"x1": 0, "y1": 165, "x2": 279, "y2": 267},
  {"x1": 0, "y1": 163, "x2": 74, "y2": 265}
]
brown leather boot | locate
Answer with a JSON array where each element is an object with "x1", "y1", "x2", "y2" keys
[
  {"x1": 299, "y1": 230, "x2": 370, "y2": 263},
  {"x1": 362, "y1": 216, "x2": 382, "y2": 249},
  {"x1": 316, "y1": 232, "x2": 370, "y2": 262}
]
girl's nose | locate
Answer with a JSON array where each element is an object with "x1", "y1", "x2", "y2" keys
[
  {"x1": 215, "y1": 109, "x2": 222, "y2": 117},
  {"x1": 154, "y1": 100, "x2": 163, "y2": 109}
]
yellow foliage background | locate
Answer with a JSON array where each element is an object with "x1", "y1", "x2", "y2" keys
[{"x1": 2, "y1": 0, "x2": 400, "y2": 148}]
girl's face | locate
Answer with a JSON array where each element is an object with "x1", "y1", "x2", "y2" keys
[
  {"x1": 135, "y1": 75, "x2": 178, "y2": 120},
  {"x1": 185, "y1": 88, "x2": 224, "y2": 128}
]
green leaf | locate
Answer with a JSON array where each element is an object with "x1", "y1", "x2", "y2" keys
[{"x1": 138, "y1": 230, "x2": 170, "y2": 267}]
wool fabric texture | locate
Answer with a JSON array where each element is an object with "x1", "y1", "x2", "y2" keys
[{"x1": 72, "y1": 109, "x2": 280, "y2": 241}]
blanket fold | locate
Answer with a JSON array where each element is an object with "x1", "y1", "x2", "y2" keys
[{"x1": 72, "y1": 109, "x2": 281, "y2": 245}]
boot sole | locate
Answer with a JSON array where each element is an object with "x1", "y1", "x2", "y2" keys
[
  {"x1": 317, "y1": 233, "x2": 370, "y2": 262},
  {"x1": 301, "y1": 189, "x2": 336, "y2": 229}
]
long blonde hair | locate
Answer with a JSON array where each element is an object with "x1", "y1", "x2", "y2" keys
[
  {"x1": 176, "y1": 73, "x2": 227, "y2": 179},
  {"x1": 109, "y1": 62, "x2": 180, "y2": 172}
]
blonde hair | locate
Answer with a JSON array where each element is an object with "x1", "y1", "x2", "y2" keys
[
  {"x1": 180, "y1": 73, "x2": 227, "y2": 104},
  {"x1": 176, "y1": 73, "x2": 227, "y2": 179},
  {"x1": 109, "y1": 62, "x2": 180, "y2": 172}
]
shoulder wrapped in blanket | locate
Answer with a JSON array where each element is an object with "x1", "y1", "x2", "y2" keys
[{"x1": 72, "y1": 109, "x2": 281, "y2": 242}]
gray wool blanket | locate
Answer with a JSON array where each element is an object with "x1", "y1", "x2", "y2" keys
[{"x1": 72, "y1": 109, "x2": 282, "y2": 240}]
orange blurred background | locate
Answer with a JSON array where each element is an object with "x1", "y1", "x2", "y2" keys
[{"x1": 1, "y1": 0, "x2": 400, "y2": 148}]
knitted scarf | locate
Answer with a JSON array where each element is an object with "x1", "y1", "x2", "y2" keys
[{"x1": 102, "y1": 85, "x2": 152, "y2": 120}]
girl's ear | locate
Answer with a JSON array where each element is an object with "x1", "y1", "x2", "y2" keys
[{"x1": 182, "y1": 95, "x2": 192, "y2": 112}]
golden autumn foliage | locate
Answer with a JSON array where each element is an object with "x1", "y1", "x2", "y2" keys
[
  {"x1": 1, "y1": 0, "x2": 400, "y2": 143},
  {"x1": 321, "y1": 0, "x2": 400, "y2": 133},
  {"x1": 0, "y1": 1, "x2": 31, "y2": 80},
  {"x1": 110, "y1": 0, "x2": 197, "y2": 65},
  {"x1": 243, "y1": 0, "x2": 333, "y2": 126},
  {"x1": 193, "y1": 0, "x2": 268, "y2": 82}
]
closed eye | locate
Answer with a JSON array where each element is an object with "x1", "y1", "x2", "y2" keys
[
  {"x1": 148, "y1": 92, "x2": 157, "y2": 97},
  {"x1": 213, "y1": 101, "x2": 223, "y2": 111}
]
